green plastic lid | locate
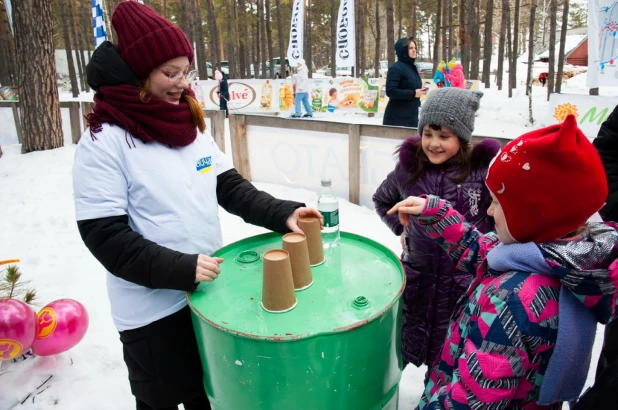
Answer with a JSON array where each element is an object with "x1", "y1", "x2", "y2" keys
[{"x1": 188, "y1": 232, "x2": 404, "y2": 341}]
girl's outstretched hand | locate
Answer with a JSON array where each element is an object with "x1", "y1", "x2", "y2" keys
[{"x1": 386, "y1": 196, "x2": 427, "y2": 227}]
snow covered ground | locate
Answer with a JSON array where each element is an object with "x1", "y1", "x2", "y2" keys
[{"x1": 0, "y1": 68, "x2": 614, "y2": 409}]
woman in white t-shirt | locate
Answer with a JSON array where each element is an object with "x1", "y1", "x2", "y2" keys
[{"x1": 73, "y1": 3, "x2": 321, "y2": 410}]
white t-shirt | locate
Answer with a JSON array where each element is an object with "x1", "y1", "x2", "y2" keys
[{"x1": 73, "y1": 124, "x2": 233, "y2": 331}]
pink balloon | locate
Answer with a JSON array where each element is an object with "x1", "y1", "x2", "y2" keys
[
  {"x1": 32, "y1": 299, "x2": 89, "y2": 356},
  {"x1": 0, "y1": 298, "x2": 37, "y2": 361}
]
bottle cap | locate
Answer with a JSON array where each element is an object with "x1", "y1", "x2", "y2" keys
[{"x1": 321, "y1": 178, "x2": 331, "y2": 187}]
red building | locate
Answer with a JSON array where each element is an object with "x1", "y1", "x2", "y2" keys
[{"x1": 566, "y1": 37, "x2": 588, "y2": 66}]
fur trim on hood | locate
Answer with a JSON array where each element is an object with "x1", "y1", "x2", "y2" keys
[{"x1": 398, "y1": 135, "x2": 501, "y2": 171}]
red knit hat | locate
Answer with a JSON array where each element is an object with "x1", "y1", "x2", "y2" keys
[
  {"x1": 485, "y1": 115, "x2": 607, "y2": 243},
  {"x1": 111, "y1": 1, "x2": 194, "y2": 79}
]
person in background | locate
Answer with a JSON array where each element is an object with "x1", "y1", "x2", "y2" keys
[
  {"x1": 389, "y1": 115, "x2": 617, "y2": 409},
  {"x1": 573, "y1": 104, "x2": 618, "y2": 409},
  {"x1": 383, "y1": 37, "x2": 424, "y2": 127},
  {"x1": 215, "y1": 69, "x2": 229, "y2": 117},
  {"x1": 373, "y1": 88, "x2": 500, "y2": 377},
  {"x1": 539, "y1": 72, "x2": 548, "y2": 87},
  {"x1": 292, "y1": 58, "x2": 312, "y2": 118},
  {"x1": 75, "y1": 3, "x2": 321, "y2": 409}
]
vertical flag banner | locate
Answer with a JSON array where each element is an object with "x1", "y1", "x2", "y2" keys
[
  {"x1": 335, "y1": 0, "x2": 355, "y2": 67},
  {"x1": 286, "y1": 0, "x2": 304, "y2": 66},
  {"x1": 92, "y1": 0, "x2": 108, "y2": 48},
  {"x1": 587, "y1": 0, "x2": 618, "y2": 87},
  {"x1": 5, "y1": 0, "x2": 13, "y2": 35}
]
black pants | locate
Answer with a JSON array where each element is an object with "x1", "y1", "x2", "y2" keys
[
  {"x1": 220, "y1": 96, "x2": 229, "y2": 117},
  {"x1": 119, "y1": 306, "x2": 210, "y2": 410}
]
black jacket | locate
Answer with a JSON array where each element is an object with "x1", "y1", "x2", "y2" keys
[
  {"x1": 594, "y1": 104, "x2": 618, "y2": 222},
  {"x1": 219, "y1": 74, "x2": 229, "y2": 99},
  {"x1": 77, "y1": 169, "x2": 303, "y2": 292},
  {"x1": 382, "y1": 38, "x2": 422, "y2": 128}
]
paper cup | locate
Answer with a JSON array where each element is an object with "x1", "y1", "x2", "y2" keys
[
  {"x1": 282, "y1": 233, "x2": 313, "y2": 290},
  {"x1": 297, "y1": 216, "x2": 325, "y2": 266},
  {"x1": 261, "y1": 250, "x2": 297, "y2": 313}
]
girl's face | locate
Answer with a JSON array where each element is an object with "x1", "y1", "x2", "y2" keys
[
  {"x1": 487, "y1": 192, "x2": 516, "y2": 244},
  {"x1": 421, "y1": 125, "x2": 461, "y2": 165},
  {"x1": 408, "y1": 41, "x2": 417, "y2": 59},
  {"x1": 147, "y1": 56, "x2": 191, "y2": 105}
]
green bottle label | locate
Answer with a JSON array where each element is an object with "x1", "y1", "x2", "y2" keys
[{"x1": 320, "y1": 209, "x2": 339, "y2": 228}]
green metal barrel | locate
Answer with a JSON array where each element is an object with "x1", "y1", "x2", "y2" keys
[{"x1": 188, "y1": 232, "x2": 405, "y2": 410}]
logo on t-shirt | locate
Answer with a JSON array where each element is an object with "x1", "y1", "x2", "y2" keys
[{"x1": 196, "y1": 156, "x2": 212, "y2": 174}]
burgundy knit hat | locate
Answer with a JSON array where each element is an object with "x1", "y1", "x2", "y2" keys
[
  {"x1": 112, "y1": 1, "x2": 194, "y2": 79},
  {"x1": 485, "y1": 115, "x2": 607, "y2": 243}
]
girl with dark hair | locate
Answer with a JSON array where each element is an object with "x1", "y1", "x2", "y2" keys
[{"x1": 373, "y1": 88, "x2": 500, "y2": 373}]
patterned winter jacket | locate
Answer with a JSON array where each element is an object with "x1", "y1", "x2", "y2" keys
[
  {"x1": 373, "y1": 136, "x2": 501, "y2": 367},
  {"x1": 415, "y1": 196, "x2": 618, "y2": 410}
]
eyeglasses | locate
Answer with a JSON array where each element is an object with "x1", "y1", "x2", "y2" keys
[{"x1": 156, "y1": 67, "x2": 199, "y2": 84}]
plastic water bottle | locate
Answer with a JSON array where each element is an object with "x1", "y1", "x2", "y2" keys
[{"x1": 318, "y1": 178, "x2": 340, "y2": 247}]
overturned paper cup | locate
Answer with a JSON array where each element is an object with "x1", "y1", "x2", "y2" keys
[
  {"x1": 282, "y1": 233, "x2": 313, "y2": 290},
  {"x1": 261, "y1": 249, "x2": 297, "y2": 313},
  {"x1": 297, "y1": 216, "x2": 325, "y2": 266}
]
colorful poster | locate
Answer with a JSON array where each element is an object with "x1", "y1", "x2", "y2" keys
[
  {"x1": 587, "y1": 0, "x2": 618, "y2": 87},
  {"x1": 547, "y1": 93, "x2": 618, "y2": 138}
]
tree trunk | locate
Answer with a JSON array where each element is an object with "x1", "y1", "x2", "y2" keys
[
  {"x1": 469, "y1": 0, "x2": 480, "y2": 80},
  {"x1": 360, "y1": 1, "x2": 366, "y2": 73},
  {"x1": 243, "y1": 0, "x2": 252, "y2": 78},
  {"x1": 506, "y1": 0, "x2": 512, "y2": 96},
  {"x1": 547, "y1": 0, "x2": 557, "y2": 99},
  {"x1": 398, "y1": 0, "x2": 403, "y2": 38},
  {"x1": 14, "y1": 0, "x2": 64, "y2": 153},
  {"x1": 374, "y1": 0, "x2": 380, "y2": 77},
  {"x1": 104, "y1": 0, "x2": 114, "y2": 44},
  {"x1": 258, "y1": 0, "x2": 267, "y2": 79},
  {"x1": 527, "y1": 0, "x2": 536, "y2": 121},
  {"x1": 305, "y1": 0, "x2": 311, "y2": 78},
  {"x1": 191, "y1": 0, "x2": 208, "y2": 79},
  {"x1": 482, "y1": 0, "x2": 494, "y2": 87},
  {"x1": 276, "y1": 0, "x2": 286, "y2": 79},
  {"x1": 433, "y1": 0, "x2": 441, "y2": 69},
  {"x1": 497, "y1": 0, "x2": 507, "y2": 90},
  {"x1": 265, "y1": 0, "x2": 274, "y2": 79},
  {"x1": 509, "y1": 0, "x2": 520, "y2": 95},
  {"x1": 386, "y1": 0, "x2": 395, "y2": 67},
  {"x1": 71, "y1": 0, "x2": 88, "y2": 91},
  {"x1": 162, "y1": 0, "x2": 168, "y2": 18},
  {"x1": 442, "y1": 0, "x2": 447, "y2": 61},
  {"x1": 222, "y1": 0, "x2": 235, "y2": 77},
  {"x1": 0, "y1": 1, "x2": 17, "y2": 86},
  {"x1": 459, "y1": 0, "x2": 466, "y2": 74},
  {"x1": 58, "y1": 0, "x2": 79, "y2": 98},
  {"x1": 411, "y1": 0, "x2": 417, "y2": 39},
  {"x1": 555, "y1": 0, "x2": 569, "y2": 93},
  {"x1": 206, "y1": 0, "x2": 221, "y2": 70}
]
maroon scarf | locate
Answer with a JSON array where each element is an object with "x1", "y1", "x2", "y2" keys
[{"x1": 86, "y1": 85, "x2": 198, "y2": 147}]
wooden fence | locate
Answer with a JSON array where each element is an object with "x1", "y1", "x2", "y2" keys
[
  {"x1": 0, "y1": 101, "x2": 226, "y2": 152},
  {"x1": 229, "y1": 114, "x2": 510, "y2": 205}
]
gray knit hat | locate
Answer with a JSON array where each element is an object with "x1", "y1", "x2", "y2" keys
[{"x1": 418, "y1": 88, "x2": 483, "y2": 142}]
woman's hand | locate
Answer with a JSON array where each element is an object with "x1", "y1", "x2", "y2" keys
[
  {"x1": 386, "y1": 196, "x2": 427, "y2": 226},
  {"x1": 286, "y1": 207, "x2": 323, "y2": 233},
  {"x1": 415, "y1": 88, "x2": 428, "y2": 98},
  {"x1": 195, "y1": 254, "x2": 224, "y2": 283}
]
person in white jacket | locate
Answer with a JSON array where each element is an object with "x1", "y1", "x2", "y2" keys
[{"x1": 292, "y1": 58, "x2": 313, "y2": 118}]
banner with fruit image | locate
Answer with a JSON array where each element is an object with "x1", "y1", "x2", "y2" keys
[{"x1": 193, "y1": 78, "x2": 381, "y2": 114}]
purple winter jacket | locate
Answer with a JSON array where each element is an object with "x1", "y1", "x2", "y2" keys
[{"x1": 372, "y1": 136, "x2": 501, "y2": 367}]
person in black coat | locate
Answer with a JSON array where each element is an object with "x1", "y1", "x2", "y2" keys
[
  {"x1": 218, "y1": 71, "x2": 229, "y2": 117},
  {"x1": 574, "y1": 104, "x2": 618, "y2": 409},
  {"x1": 382, "y1": 37, "x2": 425, "y2": 128}
]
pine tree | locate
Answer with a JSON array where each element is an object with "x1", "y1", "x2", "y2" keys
[{"x1": 0, "y1": 264, "x2": 37, "y2": 304}]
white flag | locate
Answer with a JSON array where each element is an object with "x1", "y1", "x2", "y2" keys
[
  {"x1": 587, "y1": 0, "x2": 618, "y2": 87},
  {"x1": 335, "y1": 0, "x2": 355, "y2": 67},
  {"x1": 286, "y1": 0, "x2": 304, "y2": 66}
]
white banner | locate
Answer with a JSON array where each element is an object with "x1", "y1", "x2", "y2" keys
[
  {"x1": 286, "y1": 0, "x2": 304, "y2": 66},
  {"x1": 546, "y1": 93, "x2": 618, "y2": 138},
  {"x1": 587, "y1": 0, "x2": 618, "y2": 87},
  {"x1": 335, "y1": 0, "x2": 355, "y2": 67},
  {"x1": 5, "y1": 0, "x2": 13, "y2": 34}
]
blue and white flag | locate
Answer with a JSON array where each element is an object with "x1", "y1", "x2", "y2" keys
[{"x1": 92, "y1": 0, "x2": 108, "y2": 47}]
